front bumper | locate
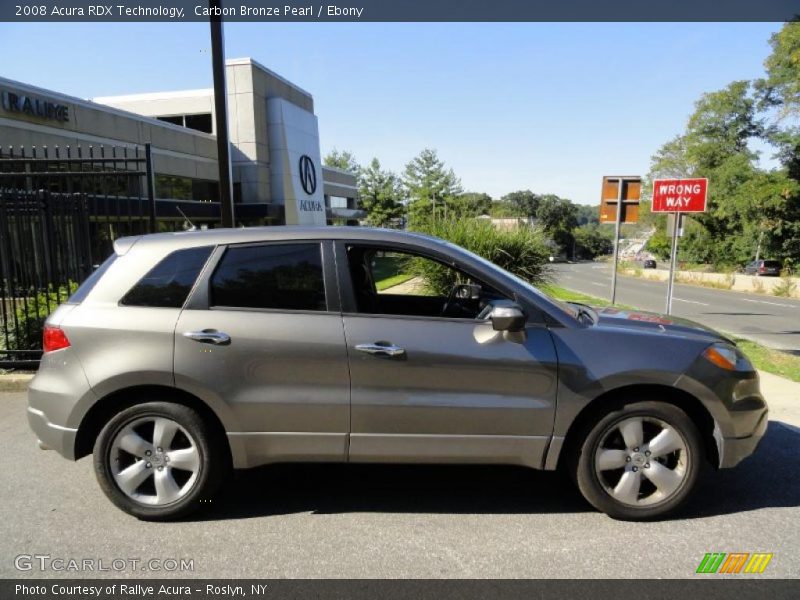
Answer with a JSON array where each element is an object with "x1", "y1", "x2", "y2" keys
[
  {"x1": 27, "y1": 406, "x2": 77, "y2": 460},
  {"x1": 718, "y1": 408, "x2": 769, "y2": 468}
]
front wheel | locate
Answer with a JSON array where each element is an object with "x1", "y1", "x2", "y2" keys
[
  {"x1": 93, "y1": 401, "x2": 227, "y2": 520},
  {"x1": 573, "y1": 401, "x2": 703, "y2": 521}
]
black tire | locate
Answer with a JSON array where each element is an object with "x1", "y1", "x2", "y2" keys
[
  {"x1": 93, "y1": 401, "x2": 228, "y2": 521},
  {"x1": 572, "y1": 401, "x2": 703, "y2": 521}
]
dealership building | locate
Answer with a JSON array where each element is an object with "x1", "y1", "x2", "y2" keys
[{"x1": 0, "y1": 57, "x2": 362, "y2": 227}]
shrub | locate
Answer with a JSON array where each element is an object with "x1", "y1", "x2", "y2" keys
[
  {"x1": 408, "y1": 218, "x2": 551, "y2": 295},
  {"x1": 3, "y1": 282, "x2": 77, "y2": 352},
  {"x1": 773, "y1": 276, "x2": 797, "y2": 298}
]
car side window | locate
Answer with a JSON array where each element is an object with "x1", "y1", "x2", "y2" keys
[
  {"x1": 346, "y1": 245, "x2": 506, "y2": 319},
  {"x1": 210, "y1": 243, "x2": 326, "y2": 311},
  {"x1": 121, "y1": 246, "x2": 213, "y2": 308}
]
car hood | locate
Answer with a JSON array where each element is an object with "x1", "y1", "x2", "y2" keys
[{"x1": 594, "y1": 306, "x2": 732, "y2": 344}]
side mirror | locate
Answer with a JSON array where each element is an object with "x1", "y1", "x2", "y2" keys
[{"x1": 489, "y1": 303, "x2": 526, "y2": 332}]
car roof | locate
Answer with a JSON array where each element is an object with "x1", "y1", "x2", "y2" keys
[{"x1": 114, "y1": 226, "x2": 443, "y2": 255}]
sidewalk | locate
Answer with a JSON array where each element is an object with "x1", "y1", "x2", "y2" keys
[{"x1": 759, "y1": 370, "x2": 800, "y2": 428}]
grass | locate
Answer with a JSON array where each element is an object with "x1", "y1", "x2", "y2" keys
[
  {"x1": 733, "y1": 339, "x2": 800, "y2": 383},
  {"x1": 543, "y1": 285, "x2": 800, "y2": 383},
  {"x1": 541, "y1": 284, "x2": 638, "y2": 311},
  {"x1": 371, "y1": 255, "x2": 416, "y2": 291}
]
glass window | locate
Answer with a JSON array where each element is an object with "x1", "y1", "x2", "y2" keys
[
  {"x1": 184, "y1": 113, "x2": 213, "y2": 134},
  {"x1": 211, "y1": 244, "x2": 326, "y2": 311},
  {"x1": 121, "y1": 246, "x2": 213, "y2": 308},
  {"x1": 157, "y1": 115, "x2": 184, "y2": 126},
  {"x1": 347, "y1": 246, "x2": 504, "y2": 319}
]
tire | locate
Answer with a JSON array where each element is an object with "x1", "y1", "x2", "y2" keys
[
  {"x1": 572, "y1": 401, "x2": 703, "y2": 521},
  {"x1": 93, "y1": 401, "x2": 228, "y2": 520}
]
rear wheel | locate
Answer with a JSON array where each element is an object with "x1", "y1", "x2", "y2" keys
[
  {"x1": 93, "y1": 401, "x2": 227, "y2": 520},
  {"x1": 573, "y1": 401, "x2": 703, "y2": 520}
]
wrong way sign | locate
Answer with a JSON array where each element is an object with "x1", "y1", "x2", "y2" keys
[{"x1": 651, "y1": 178, "x2": 708, "y2": 212}]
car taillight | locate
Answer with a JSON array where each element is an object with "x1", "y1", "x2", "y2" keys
[
  {"x1": 759, "y1": 265, "x2": 765, "y2": 273},
  {"x1": 43, "y1": 326, "x2": 70, "y2": 353}
]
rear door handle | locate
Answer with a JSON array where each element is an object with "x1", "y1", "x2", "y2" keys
[
  {"x1": 183, "y1": 329, "x2": 231, "y2": 345},
  {"x1": 355, "y1": 342, "x2": 405, "y2": 357}
]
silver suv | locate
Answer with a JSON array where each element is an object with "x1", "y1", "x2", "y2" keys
[{"x1": 28, "y1": 227, "x2": 767, "y2": 521}]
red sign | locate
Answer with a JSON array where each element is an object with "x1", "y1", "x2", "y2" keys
[{"x1": 651, "y1": 178, "x2": 708, "y2": 213}]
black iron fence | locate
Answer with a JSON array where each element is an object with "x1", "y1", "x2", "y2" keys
[{"x1": 0, "y1": 143, "x2": 155, "y2": 367}]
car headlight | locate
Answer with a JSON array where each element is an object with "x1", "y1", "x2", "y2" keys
[{"x1": 702, "y1": 343, "x2": 753, "y2": 372}]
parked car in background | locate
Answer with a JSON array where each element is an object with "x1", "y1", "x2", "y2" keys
[
  {"x1": 744, "y1": 259, "x2": 781, "y2": 276},
  {"x1": 643, "y1": 259, "x2": 657, "y2": 269},
  {"x1": 28, "y1": 227, "x2": 767, "y2": 522}
]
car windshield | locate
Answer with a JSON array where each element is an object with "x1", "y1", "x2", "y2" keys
[{"x1": 438, "y1": 240, "x2": 581, "y2": 321}]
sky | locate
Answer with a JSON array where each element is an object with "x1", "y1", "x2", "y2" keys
[{"x1": 0, "y1": 22, "x2": 782, "y2": 204}]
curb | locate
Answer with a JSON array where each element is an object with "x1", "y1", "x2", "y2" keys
[{"x1": 0, "y1": 374, "x2": 34, "y2": 392}]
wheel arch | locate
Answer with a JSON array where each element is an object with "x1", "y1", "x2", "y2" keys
[
  {"x1": 74, "y1": 385, "x2": 233, "y2": 468},
  {"x1": 555, "y1": 383, "x2": 720, "y2": 471}
]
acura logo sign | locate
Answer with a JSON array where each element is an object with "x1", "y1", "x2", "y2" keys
[{"x1": 298, "y1": 155, "x2": 317, "y2": 195}]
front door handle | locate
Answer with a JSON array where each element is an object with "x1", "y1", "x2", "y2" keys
[
  {"x1": 355, "y1": 342, "x2": 405, "y2": 357},
  {"x1": 183, "y1": 329, "x2": 231, "y2": 345}
]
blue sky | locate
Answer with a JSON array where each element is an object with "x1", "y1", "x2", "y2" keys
[{"x1": 1, "y1": 22, "x2": 781, "y2": 204}]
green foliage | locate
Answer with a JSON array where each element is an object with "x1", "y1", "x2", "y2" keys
[
  {"x1": 323, "y1": 149, "x2": 360, "y2": 174},
  {"x1": 501, "y1": 190, "x2": 539, "y2": 217},
  {"x1": 773, "y1": 276, "x2": 797, "y2": 298},
  {"x1": 574, "y1": 204, "x2": 600, "y2": 226},
  {"x1": 536, "y1": 195, "x2": 579, "y2": 256},
  {"x1": 408, "y1": 218, "x2": 551, "y2": 295},
  {"x1": 758, "y1": 22, "x2": 800, "y2": 119},
  {"x1": 403, "y1": 149, "x2": 463, "y2": 226},
  {"x1": 647, "y1": 67, "x2": 800, "y2": 268},
  {"x1": 449, "y1": 192, "x2": 493, "y2": 218},
  {"x1": 490, "y1": 200, "x2": 526, "y2": 217},
  {"x1": 5, "y1": 282, "x2": 78, "y2": 351},
  {"x1": 358, "y1": 158, "x2": 404, "y2": 227},
  {"x1": 573, "y1": 224, "x2": 613, "y2": 259}
]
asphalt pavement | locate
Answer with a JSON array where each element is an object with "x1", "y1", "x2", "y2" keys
[
  {"x1": 550, "y1": 262, "x2": 800, "y2": 353},
  {"x1": 2, "y1": 392, "x2": 799, "y2": 579}
]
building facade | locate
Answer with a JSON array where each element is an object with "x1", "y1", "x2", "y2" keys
[{"x1": 0, "y1": 57, "x2": 362, "y2": 226}]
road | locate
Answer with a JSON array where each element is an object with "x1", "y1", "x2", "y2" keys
[
  {"x1": 550, "y1": 262, "x2": 800, "y2": 353},
  {"x1": 1, "y1": 392, "x2": 799, "y2": 579}
]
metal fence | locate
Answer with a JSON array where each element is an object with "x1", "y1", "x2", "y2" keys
[{"x1": 0, "y1": 144, "x2": 155, "y2": 367}]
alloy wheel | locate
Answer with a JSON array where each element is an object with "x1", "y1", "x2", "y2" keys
[
  {"x1": 109, "y1": 416, "x2": 201, "y2": 506},
  {"x1": 594, "y1": 416, "x2": 689, "y2": 507}
]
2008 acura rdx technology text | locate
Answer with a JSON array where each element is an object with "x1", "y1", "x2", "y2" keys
[{"x1": 28, "y1": 227, "x2": 768, "y2": 521}]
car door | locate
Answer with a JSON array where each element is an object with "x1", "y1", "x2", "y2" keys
[
  {"x1": 336, "y1": 242, "x2": 559, "y2": 469},
  {"x1": 174, "y1": 240, "x2": 350, "y2": 466}
]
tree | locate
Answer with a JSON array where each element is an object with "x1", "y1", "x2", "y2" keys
[
  {"x1": 573, "y1": 224, "x2": 613, "y2": 259},
  {"x1": 536, "y1": 195, "x2": 579, "y2": 256},
  {"x1": 574, "y1": 204, "x2": 600, "y2": 226},
  {"x1": 501, "y1": 190, "x2": 539, "y2": 217},
  {"x1": 402, "y1": 149, "x2": 463, "y2": 224},
  {"x1": 323, "y1": 149, "x2": 360, "y2": 174},
  {"x1": 758, "y1": 22, "x2": 800, "y2": 119},
  {"x1": 448, "y1": 192, "x2": 493, "y2": 218},
  {"x1": 358, "y1": 158, "x2": 404, "y2": 227}
]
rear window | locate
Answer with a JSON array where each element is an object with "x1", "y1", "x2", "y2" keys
[
  {"x1": 121, "y1": 246, "x2": 213, "y2": 308},
  {"x1": 67, "y1": 254, "x2": 118, "y2": 304},
  {"x1": 763, "y1": 261, "x2": 781, "y2": 268}
]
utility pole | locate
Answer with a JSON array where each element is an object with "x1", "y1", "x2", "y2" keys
[
  {"x1": 209, "y1": 0, "x2": 235, "y2": 228},
  {"x1": 665, "y1": 212, "x2": 682, "y2": 315},
  {"x1": 609, "y1": 178, "x2": 624, "y2": 304}
]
